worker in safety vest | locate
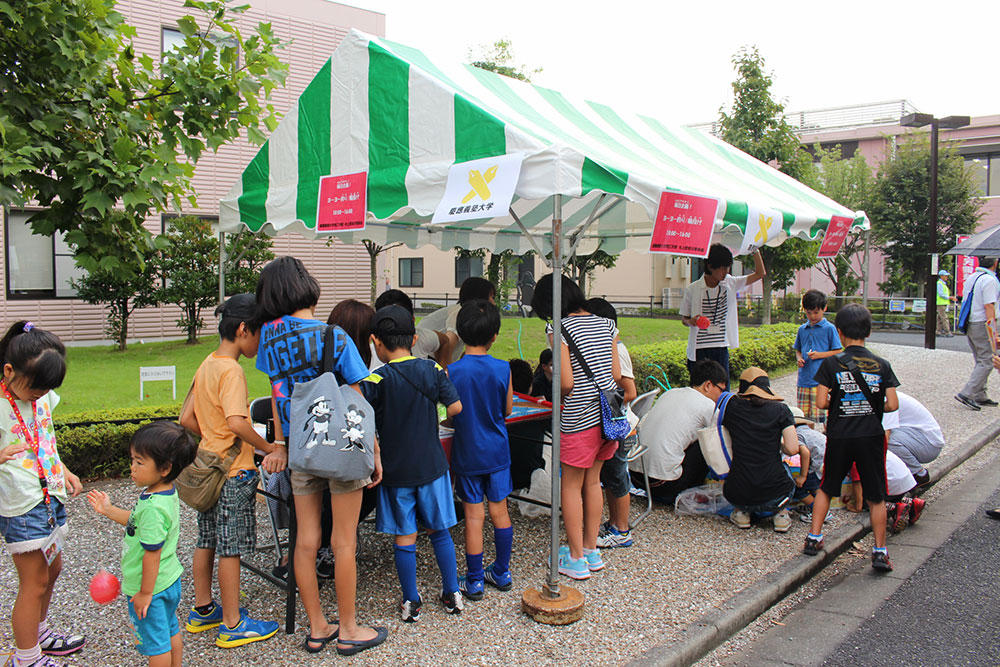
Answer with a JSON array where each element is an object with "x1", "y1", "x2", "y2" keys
[{"x1": 937, "y1": 269, "x2": 956, "y2": 337}]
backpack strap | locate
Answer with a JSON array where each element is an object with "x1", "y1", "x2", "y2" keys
[
  {"x1": 835, "y1": 351, "x2": 876, "y2": 411},
  {"x1": 715, "y1": 391, "x2": 734, "y2": 468}
]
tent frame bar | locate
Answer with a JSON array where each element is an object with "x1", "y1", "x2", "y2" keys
[{"x1": 510, "y1": 207, "x2": 551, "y2": 268}]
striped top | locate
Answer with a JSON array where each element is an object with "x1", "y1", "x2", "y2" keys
[{"x1": 548, "y1": 314, "x2": 618, "y2": 433}]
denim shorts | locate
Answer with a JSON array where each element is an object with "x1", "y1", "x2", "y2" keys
[
  {"x1": 0, "y1": 498, "x2": 68, "y2": 554},
  {"x1": 599, "y1": 440, "x2": 632, "y2": 498},
  {"x1": 197, "y1": 470, "x2": 258, "y2": 557},
  {"x1": 376, "y1": 472, "x2": 457, "y2": 535},
  {"x1": 128, "y1": 577, "x2": 181, "y2": 656},
  {"x1": 454, "y1": 468, "x2": 513, "y2": 504}
]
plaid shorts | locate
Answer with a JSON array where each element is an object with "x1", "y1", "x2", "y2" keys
[
  {"x1": 796, "y1": 386, "x2": 828, "y2": 426},
  {"x1": 196, "y1": 470, "x2": 258, "y2": 557}
]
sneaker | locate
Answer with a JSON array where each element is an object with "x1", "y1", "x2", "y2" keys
[
  {"x1": 38, "y1": 630, "x2": 85, "y2": 656},
  {"x1": 215, "y1": 614, "x2": 279, "y2": 648},
  {"x1": 484, "y1": 563, "x2": 513, "y2": 591},
  {"x1": 979, "y1": 397, "x2": 999, "y2": 407},
  {"x1": 802, "y1": 535, "x2": 823, "y2": 556},
  {"x1": 186, "y1": 603, "x2": 249, "y2": 633},
  {"x1": 557, "y1": 550, "x2": 591, "y2": 580},
  {"x1": 583, "y1": 549, "x2": 605, "y2": 572},
  {"x1": 24, "y1": 657, "x2": 65, "y2": 667},
  {"x1": 596, "y1": 523, "x2": 634, "y2": 548},
  {"x1": 399, "y1": 599, "x2": 422, "y2": 623},
  {"x1": 316, "y1": 547, "x2": 335, "y2": 579},
  {"x1": 955, "y1": 393, "x2": 981, "y2": 410},
  {"x1": 458, "y1": 576, "x2": 484, "y2": 601},
  {"x1": 440, "y1": 591, "x2": 463, "y2": 615},
  {"x1": 893, "y1": 498, "x2": 912, "y2": 533},
  {"x1": 871, "y1": 550, "x2": 893, "y2": 572},
  {"x1": 729, "y1": 509, "x2": 751, "y2": 529},
  {"x1": 908, "y1": 496, "x2": 926, "y2": 525},
  {"x1": 772, "y1": 509, "x2": 792, "y2": 533}
]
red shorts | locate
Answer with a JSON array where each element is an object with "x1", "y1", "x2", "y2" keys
[{"x1": 560, "y1": 425, "x2": 618, "y2": 468}]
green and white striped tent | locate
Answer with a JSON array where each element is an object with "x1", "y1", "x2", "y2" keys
[{"x1": 218, "y1": 29, "x2": 866, "y2": 254}]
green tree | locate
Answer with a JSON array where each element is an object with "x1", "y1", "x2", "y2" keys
[
  {"x1": 870, "y1": 136, "x2": 982, "y2": 295},
  {"x1": 718, "y1": 47, "x2": 817, "y2": 323},
  {"x1": 469, "y1": 38, "x2": 541, "y2": 82},
  {"x1": 1, "y1": 0, "x2": 287, "y2": 275},
  {"x1": 71, "y1": 212, "x2": 161, "y2": 350},
  {"x1": 225, "y1": 229, "x2": 274, "y2": 296},
  {"x1": 161, "y1": 216, "x2": 219, "y2": 343},
  {"x1": 362, "y1": 240, "x2": 403, "y2": 304},
  {"x1": 800, "y1": 145, "x2": 877, "y2": 299}
]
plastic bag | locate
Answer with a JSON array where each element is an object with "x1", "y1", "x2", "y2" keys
[
  {"x1": 515, "y1": 447, "x2": 552, "y2": 518},
  {"x1": 674, "y1": 483, "x2": 733, "y2": 517}
]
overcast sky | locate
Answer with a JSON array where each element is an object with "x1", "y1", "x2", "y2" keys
[{"x1": 347, "y1": 0, "x2": 998, "y2": 125}]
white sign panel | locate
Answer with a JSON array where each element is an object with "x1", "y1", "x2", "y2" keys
[
  {"x1": 738, "y1": 206, "x2": 783, "y2": 256},
  {"x1": 140, "y1": 365, "x2": 176, "y2": 401},
  {"x1": 431, "y1": 154, "x2": 523, "y2": 224}
]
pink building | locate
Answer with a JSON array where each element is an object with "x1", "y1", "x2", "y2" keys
[{"x1": 2, "y1": 0, "x2": 382, "y2": 342}]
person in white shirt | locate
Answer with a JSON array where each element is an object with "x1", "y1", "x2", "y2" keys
[
  {"x1": 882, "y1": 391, "x2": 944, "y2": 486},
  {"x1": 956, "y1": 257, "x2": 1000, "y2": 410},
  {"x1": 627, "y1": 359, "x2": 727, "y2": 504},
  {"x1": 680, "y1": 244, "x2": 765, "y2": 389}
]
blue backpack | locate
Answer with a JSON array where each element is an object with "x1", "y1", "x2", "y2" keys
[{"x1": 957, "y1": 272, "x2": 987, "y2": 334}]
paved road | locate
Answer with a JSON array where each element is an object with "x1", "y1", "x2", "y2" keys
[
  {"x1": 869, "y1": 330, "x2": 971, "y2": 353},
  {"x1": 724, "y1": 441, "x2": 1000, "y2": 666}
]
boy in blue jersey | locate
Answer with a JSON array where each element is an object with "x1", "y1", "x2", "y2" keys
[
  {"x1": 447, "y1": 300, "x2": 515, "y2": 600},
  {"x1": 793, "y1": 290, "x2": 842, "y2": 426},
  {"x1": 361, "y1": 305, "x2": 464, "y2": 622}
]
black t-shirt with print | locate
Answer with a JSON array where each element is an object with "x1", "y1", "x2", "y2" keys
[
  {"x1": 721, "y1": 396, "x2": 796, "y2": 508},
  {"x1": 813, "y1": 345, "x2": 899, "y2": 440}
]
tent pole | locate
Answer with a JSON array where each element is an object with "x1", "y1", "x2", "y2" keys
[
  {"x1": 218, "y1": 231, "x2": 226, "y2": 304},
  {"x1": 545, "y1": 194, "x2": 563, "y2": 600}
]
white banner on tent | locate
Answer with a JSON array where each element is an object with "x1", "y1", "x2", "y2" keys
[
  {"x1": 431, "y1": 154, "x2": 523, "y2": 224},
  {"x1": 738, "y1": 205, "x2": 783, "y2": 255}
]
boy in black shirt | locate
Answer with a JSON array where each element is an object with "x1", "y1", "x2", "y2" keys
[
  {"x1": 361, "y1": 305, "x2": 464, "y2": 621},
  {"x1": 804, "y1": 304, "x2": 899, "y2": 572}
]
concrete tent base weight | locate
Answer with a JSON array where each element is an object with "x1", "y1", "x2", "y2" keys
[{"x1": 522, "y1": 586, "x2": 585, "y2": 625}]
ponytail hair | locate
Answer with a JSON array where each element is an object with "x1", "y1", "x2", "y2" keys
[{"x1": 0, "y1": 321, "x2": 66, "y2": 391}]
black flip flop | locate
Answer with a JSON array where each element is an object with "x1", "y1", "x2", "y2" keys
[
  {"x1": 335, "y1": 626, "x2": 388, "y2": 656},
  {"x1": 304, "y1": 624, "x2": 339, "y2": 654}
]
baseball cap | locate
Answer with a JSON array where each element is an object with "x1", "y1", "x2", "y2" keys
[
  {"x1": 217, "y1": 293, "x2": 256, "y2": 321},
  {"x1": 938, "y1": 269, "x2": 950, "y2": 277},
  {"x1": 371, "y1": 304, "x2": 415, "y2": 336}
]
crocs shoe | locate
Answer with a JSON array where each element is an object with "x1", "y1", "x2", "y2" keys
[
  {"x1": 39, "y1": 629, "x2": 85, "y2": 656},
  {"x1": 186, "y1": 603, "x2": 248, "y2": 633},
  {"x1": 215, "y1": 613, "x2": 279, "y2": 648},
  {"x1": 583, "y1": 549, "x2": 605, "y2": 572},
  {"x1": 459, "y1": 576, "x2": 484, "y2": 601},
  {"x1": 484, "y1": 563, "x2": 513, "y2": 591},
  {"x1": 557, "y1": 548, "x2": 590, "y2": 580}
]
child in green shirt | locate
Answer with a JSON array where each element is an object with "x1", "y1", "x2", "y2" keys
[{"x1": 87, "y1": 422, "x2": 196, "y2": 666}]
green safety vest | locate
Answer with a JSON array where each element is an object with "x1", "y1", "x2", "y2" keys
[{"x1": 937, "y1": 279, "x2": 950, "y2": 306}]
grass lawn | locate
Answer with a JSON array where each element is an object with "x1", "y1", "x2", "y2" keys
[{"x1": 58, "y1": 316, "x2": 687, "y2": 416}]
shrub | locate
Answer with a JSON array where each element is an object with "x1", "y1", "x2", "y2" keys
[{"x1": 631, "y1": 323, "x2": 798, "y2": 391}]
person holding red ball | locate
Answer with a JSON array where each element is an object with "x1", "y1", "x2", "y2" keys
[{"x1": 680, "y1": 244, "x2": 766, "y2": 389}]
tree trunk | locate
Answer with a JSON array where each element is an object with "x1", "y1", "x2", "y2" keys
[
  {"x1": 761, "y1": 280, "x2": 773, "y2": 325},
  {"x1": 117, "y1": 300, "x2": 128, "y2": 351},
  {"x1": 487, "y1": 253, "x2": 503, "y2": 287},
  {"x1": 187, "y1": 305, "x2": 198, "y2": 344}
]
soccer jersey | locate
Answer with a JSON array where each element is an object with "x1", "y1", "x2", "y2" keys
[
  {"x1": 449, "y1": 354, "x2": 511, "y2": 476},
  {"x1": 122, "y1": 488, "x2": 182, "y2": 596}
]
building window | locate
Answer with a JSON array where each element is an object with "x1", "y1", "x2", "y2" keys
[
  {"x1": 455, "y1": 255, "x2": 483, "y2": 287},
  {"x1": 5, "y1": 209, "x2": 84, "y2": 299},
  {"x1": 399, "y1": 258, "x2": 423, "y2": 287},
  {"x1": 964, "y1": 153, "x2": 1000, "y2": 197}
]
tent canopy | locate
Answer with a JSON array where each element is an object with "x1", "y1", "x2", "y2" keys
[{"x1": 219, "y1": 29, "x2": 866, "y2": 257}]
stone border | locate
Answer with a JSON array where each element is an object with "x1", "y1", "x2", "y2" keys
[{"x1": 626, "y1": 418, "x2": 1000, "y2": 667}]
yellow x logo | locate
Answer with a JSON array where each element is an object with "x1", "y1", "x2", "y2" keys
[
  {"x1": 462, "y1": 165, "x2": 498, "y2": 204},
  {"x1": 754, "y1": 213, "x2": 774, "y2": 245}
]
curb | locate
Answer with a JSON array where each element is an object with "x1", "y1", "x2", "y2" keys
[{"x1": 627, "y1": 418, "x2": 1000, "y2": 667}]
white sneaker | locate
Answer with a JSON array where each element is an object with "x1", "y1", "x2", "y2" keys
[
  {"x1": 730, "y1": 509, "x2": 751, "y2": 529},
  {"x1": 773, "y1": 509, "x2": 792, "y2": 533}
]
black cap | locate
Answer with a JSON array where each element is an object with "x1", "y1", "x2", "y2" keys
[
  {"x1": 371, "y1": 304, "x2": 415, "y2": 336},
  {"x1": 218, "y1": 293, "x2": 256, "y2": 321}
]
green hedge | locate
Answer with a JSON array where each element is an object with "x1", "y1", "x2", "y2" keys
[
  {"x1": 56, "y1": 405, "x2": 182, "y2": 480},
  {"x1": 631, "y1": 323, "x2": 798, "y2": 392}
]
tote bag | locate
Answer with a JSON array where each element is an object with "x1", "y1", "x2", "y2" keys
[{"x1": 696, "y1": 391, "x2": 735, "y2": 478}]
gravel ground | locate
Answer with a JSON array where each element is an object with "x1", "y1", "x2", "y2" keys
[{"x1": 1, "y1": 342, "x2": 993, "y2": 666}]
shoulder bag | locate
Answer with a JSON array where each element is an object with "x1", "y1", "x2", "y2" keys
[
  {"x1": 561, "y1": 324, "x2": 631, "y2": 441},
  {"x1": 696, "y1": 391, "x2": 735, "y2": 478}
]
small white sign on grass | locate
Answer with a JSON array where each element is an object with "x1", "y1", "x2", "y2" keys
[{"x1": 140, "y1": 366, "x2": 176, "y2": 401}]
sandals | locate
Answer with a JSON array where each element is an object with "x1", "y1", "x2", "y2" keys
[
  {"x1": 336, "y1": 626, "x2": 388, "y2": 656},
  {"x1": 303, "y1": 624, "x2": 339, "y2": 654}
]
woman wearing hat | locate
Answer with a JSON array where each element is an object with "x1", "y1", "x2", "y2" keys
[{"x1": 721, "y1": 368, "x2": 800, "y2": 532}]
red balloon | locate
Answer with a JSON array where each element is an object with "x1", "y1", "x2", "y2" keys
[
  {"x1": 696, "y1": 316, "x2": 711, "y2": 330},
  {"x1": 89, "y1": 570, "x2": 120, "y2": 605}
]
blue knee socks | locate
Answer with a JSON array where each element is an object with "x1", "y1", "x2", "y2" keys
[
  {"x1": 393, "y1": 543, "x2": 420, "y2": 602},
  {"x1": 429, "y1": 529, "x2": 459, "y2": 594},
  {"x1": 465, "y1": 552, "x2": 484, "y2": 581},
  {"x1": 493, "y1": 525, "x2": 513, "y2": 574}
]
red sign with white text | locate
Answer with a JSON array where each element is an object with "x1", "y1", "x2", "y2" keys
[
  {"x1": 956, "y1": 235, "x2": 978, "y2": 297},
  {"x1": 316, "y1": 172, "x2": 367, "y2": 232},
  {"x1": 817, "y1": 215, "x2": 853, "y2": 259},
  {"x1": 649, "y1": 191, "x2": 718, "y2": 258}
]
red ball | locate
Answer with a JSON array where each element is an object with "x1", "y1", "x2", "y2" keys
[
  {"x1": 696, "y1": 316, "x2": 711, "y2": 330},
  {"x1": 89, "y1": 570, "x2": 120, "y2": 605}
]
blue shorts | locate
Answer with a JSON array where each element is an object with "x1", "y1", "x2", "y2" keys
[
  {"x1": 599, "y1": 434, "x2": 633, "y2": 498},
  {"x1": 454, "y1": 468, "x2": 513, "y2": 504},
  {"x1": 0, "y1": 498, "x2": 68, "y2": 554},
  {"x1": 128, "y1": 577, "x2": 181, "y2": 657},
  {"x1": 793, "y1": 472, "x2": 822, "y2": 500},
  {"x1": 377, "y1": 472, "x2": 457, "y2": 535}
]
